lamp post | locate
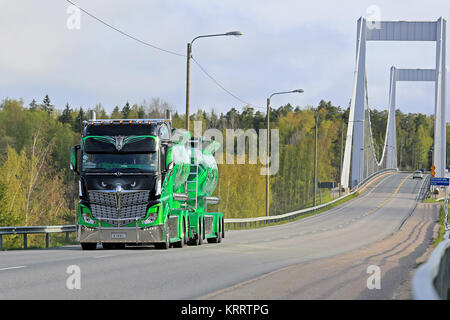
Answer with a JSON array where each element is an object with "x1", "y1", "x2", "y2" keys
[
  {"x1": 266, "y1": 89, "x2": 304, "y2": 217},
  {"x1": 339, "y1": 123, "x2": 344, "y2": 197},
  {"x1": 360, "y1": 147, "x2": 364, "y2": 183},
  {"x1": 314, "y1": 114, "x2": 319, "y2": 206},
  {"x1": 185, "y1": 31, "x2": 243, "y2": 132}
]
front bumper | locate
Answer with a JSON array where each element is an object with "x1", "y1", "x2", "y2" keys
[{"x1": 78, "y1": 224, "x2": 165, "y2": 243}]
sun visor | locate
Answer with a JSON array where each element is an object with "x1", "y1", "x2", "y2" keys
[{"x1": 83, "y1": 136, "x2": 157, "y2": 153}]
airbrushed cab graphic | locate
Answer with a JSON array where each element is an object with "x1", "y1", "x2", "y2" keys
[{"x1": 70, "y1": 116, "x2": 224, "y2": 250}]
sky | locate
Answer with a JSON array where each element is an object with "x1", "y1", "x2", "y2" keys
[{"x1": 0, "y1": 0, "x2": 448, "y2": 116}]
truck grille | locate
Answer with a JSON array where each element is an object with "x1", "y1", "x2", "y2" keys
[{"x1": 88, "y1": 190, "x2": 150, "y2": 226}]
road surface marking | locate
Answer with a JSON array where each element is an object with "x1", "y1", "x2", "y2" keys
[
  {"x1": 0, "y1": 266, "x2": 26, "y2": 271},
  {"x1": 93, "y1": 254, "x2": 116, "y2": 259},
  {"x1": 366, "y1": 174, "x2": 412, "y2": 216}
]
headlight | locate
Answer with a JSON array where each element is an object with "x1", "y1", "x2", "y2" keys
[
  {"x1": 82, "y1": 212, "x2": 96, "y2": 225},
  {"x1": 142, "y1": 211, "x2": 158, "y2": 225}
]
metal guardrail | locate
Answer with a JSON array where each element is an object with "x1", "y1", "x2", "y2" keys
[
  {"x1": 0, "y1": 225, "x2": 76, "y2": 250},
  {"x1": 412, "y1": 185, "x2": 450, "y2": 300},
  {"x1": 415, "y1": 175, "x2": 431, "y2": 202},
  {"x1": 224, "y1": 168, "x2": 398, "y2": 229},
  {"x1": 412, "y1": 238, "x2": 450, "y2": 300},
  {"x1": 0, "y1": 168, "x2": 397, "y2": 249}
]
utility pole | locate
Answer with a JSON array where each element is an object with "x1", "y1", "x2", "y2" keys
[
  {"x1": 185, "y1": 43, "x2": 191, "y2": 131},
  {"x1": 314, "y1": 115, "x2": 319, "y2": 207},
  {"x1": 266, "y1": 97, "x2": 270, "y2": 217},
  {"x1": 339, "y1": 123, "x2": 344, "y2": 197}
]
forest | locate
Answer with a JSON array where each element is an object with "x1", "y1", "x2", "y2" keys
[{"x1": 0, "y1": 95, "x2": 443, "y2": 247}]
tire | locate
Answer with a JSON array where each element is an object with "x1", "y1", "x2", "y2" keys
[
  {"x1": 217, "y1": 220, "x2": 222, "y2": 243},
  {"x1": 183, "y1": 219, "x2": 188, "y2": 245},
  {"x1": 173, "y1": 220, "x2": 185, "y2": 248},
  {"x1": 198, "y1": 219, "x2": 203, "y2": 246},
  {"x1": 221, "y1": 218, "x2": 225, "y2": 239},
  {"x1": 81, "y1": 242, "x2": 97, "y2": 250},
  {"x1": 207, "y1": 219, "x2": 221, "y2": 244},
  {"x1": 187, "y1": 219, "x2": 197, "y2": 246}
]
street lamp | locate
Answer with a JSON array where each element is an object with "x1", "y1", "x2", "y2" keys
[
  {"x1": 360, "y1": 147, "x2": 364, "y2": 183},
  {"x1": 266, "y1": 89, "x2": 304, "y2": 217},
  {"x1": 185, "y1": 31, "x2": 243, "y2": 131}
]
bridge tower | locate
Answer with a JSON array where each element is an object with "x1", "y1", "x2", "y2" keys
[{"x1": 341, "y1": 17, "x2": 447, "y2": 188}]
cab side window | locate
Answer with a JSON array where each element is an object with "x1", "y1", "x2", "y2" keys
[{"x1": 159, "y1": 125, "x2": 170, "y2": 140}]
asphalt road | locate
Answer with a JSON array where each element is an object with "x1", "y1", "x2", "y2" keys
[{"x1": 0, "y1": 172, "x2": 434, "y2": 299}]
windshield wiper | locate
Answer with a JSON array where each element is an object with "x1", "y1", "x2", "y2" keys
[
  {"x1": 116, "y1": 167, "x2": 155, "y2": 173},
  {"x1": 84, "y1": 167, "x2": 116, "y2": 172}
]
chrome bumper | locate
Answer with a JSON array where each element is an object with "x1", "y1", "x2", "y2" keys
[{"x1": 78, "y1": 224, "x2": 164, "y2": 243}]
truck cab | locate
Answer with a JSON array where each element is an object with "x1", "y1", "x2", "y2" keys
[{"x1": 70, "y1": 118, "x2": 223, "y2": 250}]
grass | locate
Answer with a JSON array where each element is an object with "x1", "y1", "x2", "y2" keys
[
  {"x1": 226, "y1": 192, "x2": 359, "y2": 231},
  {"x1": 432, "y1": 204, "x2": 446, "y2": 247},
  {"x1": 423, "y1": 197, "x2": 443, "y2": 203}
]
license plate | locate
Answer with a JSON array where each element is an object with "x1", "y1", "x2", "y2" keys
[{"x1": 111, "y1": 233, "x2": 126, "y2": 239}]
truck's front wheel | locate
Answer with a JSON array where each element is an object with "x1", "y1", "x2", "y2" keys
[
  {"x1": 155, "y1": 221, "x2": 170, "y2": 250},
  {"x1": 198, "y1": 219, "x2": 204, "y2": 245},
  {"x1": 173, "y1": 220, "x2": 185, "y2": 248},
  {"x1": 217, "y1": 220, "x2": 222, "y2": 243}
]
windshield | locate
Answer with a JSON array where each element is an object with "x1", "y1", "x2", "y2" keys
[{"x1": 82, "y1": 152, "x2": 158, "y2": 172}]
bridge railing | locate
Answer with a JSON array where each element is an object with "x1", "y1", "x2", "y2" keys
[
  {"x1": 224, "y1": 168, "x2": 398, "y2": 230},
  {"x1": 0, "y1": 168, "x2": 398, "y2": 250}
]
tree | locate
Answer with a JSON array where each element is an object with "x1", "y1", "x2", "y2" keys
[
  {"x1": 73, "y1": 107, "x2": 85, "y2": 133},
  {"x1": 122, "y1": 102, "x2": 131, "y2": 118},
  {"x1": 29, "y1": 99, "x2": 38, "y2": 111},
  {"x1": 59, "y1": 103, "x2": 73, "y2": 124},
  {"x1": 111, "y1": 106, "x2": 122, "y2": 119},
  {"x1": 41, "y1": 94, "x2": 54, "y2": 114}
]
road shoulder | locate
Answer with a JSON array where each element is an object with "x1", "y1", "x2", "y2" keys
[{"x1": 201, "y1": 202, "x2": 440, "y2": 300}]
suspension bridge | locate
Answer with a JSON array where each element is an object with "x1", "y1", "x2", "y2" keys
[{"x1": 341, "y1": 17, "x2": 446, "y2": 188}]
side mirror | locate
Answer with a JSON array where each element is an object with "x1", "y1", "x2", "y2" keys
[{"x1": 70, "y1": 145, "x2": 81, "y2": 175}]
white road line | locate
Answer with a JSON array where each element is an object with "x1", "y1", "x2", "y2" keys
[
  {"x1": 93, "y1": 254, "x2": 116, "y2": 259},
  {"x1": 0, "y1": 266, "x2": 26, "y2": 271}
]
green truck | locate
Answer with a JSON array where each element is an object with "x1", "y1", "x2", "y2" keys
[{"x1": 70, "y1": 116, "x2": 224, "y2": 250}]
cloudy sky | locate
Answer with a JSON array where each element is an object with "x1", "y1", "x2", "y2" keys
[{"x1": 0, "y1": 0, "x2": 448, "y2": 116}]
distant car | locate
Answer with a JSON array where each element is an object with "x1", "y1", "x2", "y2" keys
[{"x1": 413, "y1": 171, "x2": 423, "y2": 179}]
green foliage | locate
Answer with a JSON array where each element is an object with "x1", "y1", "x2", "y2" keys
[
  {"x1": 0, "y1": 95, "x2": 443, "y2": 248},
  {"x1": 432, "y1": 204, "x2": 446, "y2": 247}
]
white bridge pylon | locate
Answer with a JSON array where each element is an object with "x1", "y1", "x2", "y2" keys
[{"x1": 341, "y1": 17, "x2": 447, "y2": 189}]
